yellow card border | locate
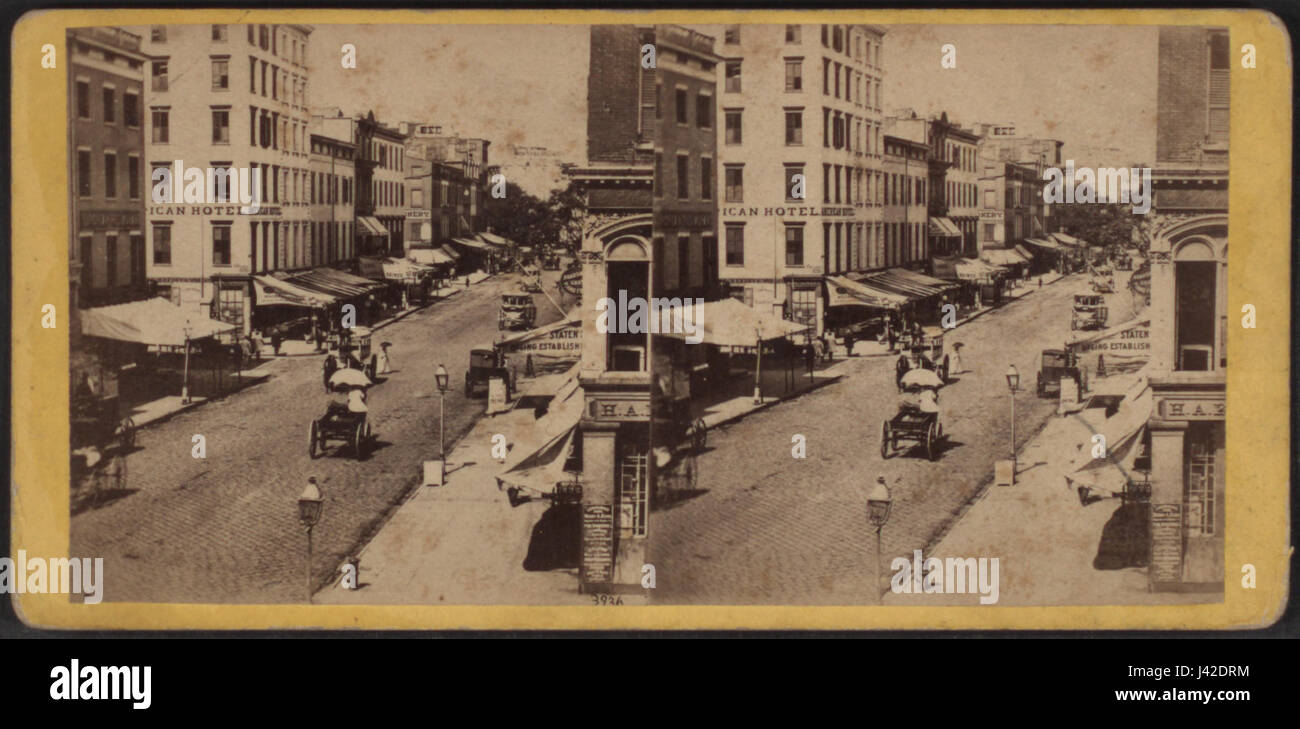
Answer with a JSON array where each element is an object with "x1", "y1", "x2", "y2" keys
[{"x1": 10, "y1": 7, "x2": 1292, "y2": 631}]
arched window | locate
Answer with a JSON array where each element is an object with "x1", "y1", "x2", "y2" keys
[{"x1": 1173, "y1": 235, "x2": 1220, "y2": 371}]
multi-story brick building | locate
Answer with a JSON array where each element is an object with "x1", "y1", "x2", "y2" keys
[
  {"x1": 140, "y1": 22, "x2": 314, "y2": 334},
  {"x1": 355, "y1": 111, "x2": 407, "y2": 256},
  {"x1": 400, "y1": 123, "x2": 490, "y2": 237},
  {"x1": 307, "y1": 124, "x2": 356, "y2": 268},
  {"x1": 68, "y1": 26, "x2": 149, "y2": 311},
  {"x1": 1144, "y1": 26, "x2": 1229, "y2": 593},
  {"x1": 881, "y1": 133, "x2": 928, "y2": 269},
  {"x1": 709, "y1": 22, "x2": 887, "y2": 336}
]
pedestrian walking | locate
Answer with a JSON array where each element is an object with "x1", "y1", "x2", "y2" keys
[
  {"x1": 951, "y1": 342, "x2": 965, "y2": 375},
  {"x1": 377, "y1": 342, "x2": 393, "y2": 374},
  {"x1": 323, "y1": 351, "x2": 338, "y2": 392},
  {"x1": 270, "y1": 329, "x2": 283, "y2": 357},
  {"x1": 804, "y1": 341, "x2": 816, "y2": 375},
  {"x1": 886, "y1": 322, "x2": 897, "y2": 353},
  {"x1": 844, "y1": 331, "x2": 855, "y2": 357}
]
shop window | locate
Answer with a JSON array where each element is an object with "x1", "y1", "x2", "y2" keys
[
  {"x1": 617, "y1": 439, "x2": 649, "y2": 538},
  {"x1": 790, "y1": 287, "x2": 817, "y2": 328},
  {"x1": 1184, "y1": 424, "x2": 1219, "y2": 537}
]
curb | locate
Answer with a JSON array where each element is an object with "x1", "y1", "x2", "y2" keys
[{"x1": 702, "y1": 373, "x2": 844, "y2": 431}]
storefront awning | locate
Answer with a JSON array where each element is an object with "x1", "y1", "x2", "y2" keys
[
  {"x1": 826, "y1": 275, "x2": 909, "y2": 310},
  {"x1": 981, "y1": 247, "x2": 1031, "y2": 266},
  {"x1": 655, "y1": 298, "x2": 809, "y2": 346},
  {"x1": 1014, "y1": 245, "x2": 1035, "y2": 262},
  {"x1": 452, "y1": 236, "x2": 490, "y2": 251},
  {"x1": 857, "y1": 268, "x2": 956, "y2": 300},
  {"x1": 285, "y1": 267, "x2": 386, "y2": 300},
  {"x1": 954, "y1": 258, "x2": 1007, "y2": 280},
  {"x1": 496, "y1": 366, "x2": 585, "y2": 495},
  {"x1": 497, "y1": 317, "x2": 582, "y2": 358},
  {"x1": 1065, "y1": 387, "x2": 1153, "y2": 497},
  {"x1": 81, "y1": 298, "x2": 237, "y2": 347},
  {"x1": 929, "y1": 217, "x2": 962, "y2": 238},
  {"x1": 478, "y1": 231, "x2": 513, "y2": 248},
  {"x1": 1051, "y1": 232, "x2": 1086, "y2": 248},
  {"x1": 1024, "y1": 237, "x2": 1062, "y2": 250},
  {"x1": 255, "y1": 275, "x2": 338, "y2": 307},
  {"x1": 382, "y1": 257, "x2": 435, "y2": 281},
  {"x1": 440, "y1": 244, "x2": 462, "y2": 260},
  {"x1": 408, "y1": 246, "x2": 455, "y2": 266},
  {"x1": 358, "y1": 216, "x2": 389, "y2": 237}
]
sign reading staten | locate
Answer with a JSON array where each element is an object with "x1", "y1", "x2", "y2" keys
[{"x1": 721, "y1": 206, "x2": 856, "y2": 217}]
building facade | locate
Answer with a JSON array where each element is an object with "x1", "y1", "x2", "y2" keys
[
  {"x1": 881, "y1": 134, "x2": 928, "y2": 269},
  {"x1": 711, "y1": 22, "x2": 887, "y2": 336},
  {"x1": 355, "y1": 112, "x2": 407, "y2": 256},
  {"x1": 69, "y1": 26, "x2": 149, "y2": 311},
  {"x1": 401, "y1": 124, "x2": 490, "y2": 237},
  {"x1": 307, "y1": 128, "x2": 356, "y2": 268},
  {"x1": 141, "y1": 22, "x2": 314, "y2": 334},
  {"x1": 1145, "y1": 26, "x2": 1229, "y2": 593}
]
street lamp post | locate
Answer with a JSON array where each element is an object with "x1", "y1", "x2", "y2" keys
[
  {"x1": 180, "y1": 319, "x2": 193, "y2": 404},
  {"x1": 866, "y1": 476, "x2": 893, "y2": 605},
  {"x1": 1005, "y1": 364, "x2": 1020, "y2": 483},
  {"x1": 435, "y1": 363, "x2": 450, "y2": 480},
  {"x1": 297, "y1": 477, "x2": 324, "y2": 604}
]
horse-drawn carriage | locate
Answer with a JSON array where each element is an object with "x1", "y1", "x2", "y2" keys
[
  {"x1": 881, "y1": 368, "x2": 946, "y2": 461},
  {"x1": 895, "y1": 326, "x2": 951, "y2": 387},
  {"x1": 1071, "y1": 294, "x2": 1108, "y2": 331},
  {"x1": 309, "y1": 368, "x2": 374, "y2": 460},
  {"x1": 498, "y1": 292, "x2": 537, "y2": 330}
]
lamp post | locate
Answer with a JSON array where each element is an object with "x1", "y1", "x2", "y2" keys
[
  {"x1": 435, "y1": 363, "x2": 450, "y2": 479},
  {"x1": 1005, "y1": 364, "x2": 1020, "y2": 483},
  {"x1": 753, "y1": 329, "x2": 763, "y2": 405},
  {"x1": 297, "y1": 477, "x2": 324, "y2": 604},
  {"x1": 866, "y1": 476, "x2": 893, "y2": 604},
  {"x1": 180, "y1": 319, "x2": 193, "y2": 404}
]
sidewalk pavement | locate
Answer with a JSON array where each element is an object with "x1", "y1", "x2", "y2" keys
[
  {"x1": 882, "y1": 380, "x2": 1210, "y2": 607},
  {"x1": 703, "y1": 272, "x2": 1074, "y2": 432},
  {"x1": 315, "y1": 405, "x2": 593, "y2": 605},
  {"x1": 123, "y1": 285, "x2": 477, "y2": 431}
]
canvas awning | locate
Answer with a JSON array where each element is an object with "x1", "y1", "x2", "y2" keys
[
  {"x1": 857, "y1": 268, "x2": 955, "y2": 300},
  {"x1": 1065, "y1": 387, "x2": 1153, "y2": 496},
  {"x1": 497, "y1": 317, "x2": 581, "y2": 357},
  {"x1": 826, "y1": 275, "x2": 909, "y2": 310},
  {"x1": 452, "y1": 236, "x2": 490, "y2": 251},
  {"x1": 981, "y1": 248, "x2": 1031, "y2": 266},
  {"x1": 929, "y1": 217, "x2": 963, "y2": 238},
  {"x1": 954, "y1": 258, "x2": 1007, "y2": 280},
  {"x1": 358, "y1": 216, "x2": 389, "y2": 237},
  {"x1": 81, "y1": 298, "x2": 237, "y2": 347},
  {"x1": 1014, "y1": 245, "x2": 1035, "y2": 262},
  {"x1": 407, "y1": 246, "x2": 455, "y2": 266},
  {"x1": 254, "y1": 275, "x2": 337, "y2": 307},
  {"x1": 440, "y1": 244, "x2": 462, "y2": 261},
  {"x1": 655, "y1": 298, "x2": 809, "y2": 346},
  {"x1": 478, "y1": 231, "x2": 513, "y2": 248},
  {"x1": 496, "y1": 367, "x2": 585, "y2": 495},
  {"x1": 382, "y1": 257, "x2": 434, "y2": 281},
  {"x1": 1023, "y1": 237, "x2": 1062, "y2": 250},
  {"x1": 1051, "y1": 232, "x2": 1086, "y2": 248},
  {"x1": 286, "y1": 267, "x2": 386, "y2": 300}
]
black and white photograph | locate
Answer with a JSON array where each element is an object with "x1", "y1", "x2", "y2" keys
[{"x1": 57, "y1": 18, "x2": 1232, "y2": 611}]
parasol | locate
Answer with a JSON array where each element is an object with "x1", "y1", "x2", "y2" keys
[
  {"x1": 900, "y1": 368, "x2": 944, "y2": 389},
  {"x1": 329, "y1": 368, "x2": 372, "y2": 388}
]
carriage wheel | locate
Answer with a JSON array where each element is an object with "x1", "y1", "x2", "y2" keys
[
  {"x1": 692, "y1": 418, "x2": 707, "y2": 453},
  {"x1": 308, "y1": 420, "x2": 321, "y2": 459},
  {"x1": 354, "y1": 422, "x2": 369, "y2": 460},
  {"x1": 925, "y1": 421, "x2": 939, "y2": 461},
  {"x1": 117, "y1": 416, "x2": 136, "y2": 452},
  {"x1": 880, "y1": 422, "x2": 891, "y2": 459}
]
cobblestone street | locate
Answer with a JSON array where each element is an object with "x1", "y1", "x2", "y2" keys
[
  {"x1": 648, "y1": 274, "x2": 1134, "y2": 604},
  {"x1": 70, "y1": 273, "x2": 565, "y2": 603}
]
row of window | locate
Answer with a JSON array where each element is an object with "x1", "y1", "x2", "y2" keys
[
  {"x1": 719, "y1": 107, "x2": 883, "y2": 156},
  {"x1": 76, "y1": 149, "x2": 140, "y2": 200},
  {"x1": 151, "y1": 219, "x2": 353, "y2": 271},
  {"x1": 247, "y1": 55, "x2": 307, "y2": 107},
  {"x1": 945, "y1": 142, "x2": 977, "y2": 172},
  {"x1": 720, "y1": 25, "x2": 880, "y2": 69},
  {"x1": 74, "y1": 81, "x2": 140, "y2": 127},
  {"x1": 372, "y1": 178, "x2": 406, "y2": 209},
  {"x1": 653, "y1": 153, "x2": 713, "y2": 201},
  {"x1": 368, "y1": 139, "x2": 405, "y2": 172},
  {"x1": 150, "y1": 24, "x2": 306, "y2": 68},
  {"x1": 723, "y1": 219, "x2": 926, "y2": 271},
  {"x1": 77, "y1": 232, "x2": 144, "y2": 292},
  {"x1": 311, "y1": 171, "x2": 353, "y2": 206}
]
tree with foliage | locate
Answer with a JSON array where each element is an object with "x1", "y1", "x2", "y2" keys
[
  {"x1": 1052, "y1": 201, "x2": 1138, "y2": 255},
  {"x1": 481, "y1": 180, "x2": 587, "y2": 256}
]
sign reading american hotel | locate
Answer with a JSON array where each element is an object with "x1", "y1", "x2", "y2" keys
[
  {"x1": 148, "y1": 205, "x2": 283, "y2": 216},
  {"x1": 721, "y1": 206, "x2": 856, "y2": 217}
]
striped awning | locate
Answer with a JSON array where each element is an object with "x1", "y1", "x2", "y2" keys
[
  {"x1": 358, "y1": 216, "x2": 389, "y2": 237},
  {"x1": 928, "y1": 217, "x2": 963, "y2": 238},
  {"x1": 284, "y1": 267, "x2": 387, "y2": 300},
  {"x1": 440, "y1": 244, "x2": 461, "y2": 260},
  {"x1": 452, "y1": 236, "x2": 490, "y2": 251},
  {"x1": 826, "y1": 275, "x2": 909, "y2": 310},
  {"x1": 857, "y1": 268, "x2": 957, "y2": 300},
  {"x1": 254, "y1": 275, "x2": 337, "y2": 307}
]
